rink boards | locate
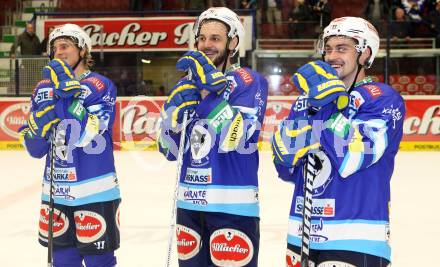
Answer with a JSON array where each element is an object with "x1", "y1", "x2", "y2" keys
[{"x1": 0, "y1": 95, "x2": 439, "y2": 151}]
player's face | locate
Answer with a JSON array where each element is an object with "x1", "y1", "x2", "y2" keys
[
  {"x1": 52, "y1": 38, "x2": 82, "y2": 67},
  {"x1": 323, "y1": 36, "x2": 360, "y2": 83},
  {"x1": 197, "y1": 21, "x2": 230, "y2": 67}
]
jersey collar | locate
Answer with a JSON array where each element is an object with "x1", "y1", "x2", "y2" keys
[
  {"x1": 354, "y1": 76, "x2": 373, "y2": 87},
  {"x1": 77, "y1": 70, "x2": 91, "y2": 81},
  {"x1": 225, "y1": 63, "x2": 240, "y2": 74}
]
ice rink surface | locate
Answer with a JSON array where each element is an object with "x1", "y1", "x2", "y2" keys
[{"x1": 1, "y1": 150, "x2": 439, "y2": 266}]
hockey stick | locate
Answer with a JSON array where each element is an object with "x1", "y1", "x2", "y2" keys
[
  {"x1": 165, "y1": 110, "x2": 190, "y2": 267},
  {"x1": 47, "y1": 127, "x2": 57, "y2": 267},
  {"x1": 300, "y1": 153, "x2": 319, "y2": 267}
]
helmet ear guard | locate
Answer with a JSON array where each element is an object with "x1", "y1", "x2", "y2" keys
[{"x1": 320, "y1": 17, "x2": 379, "y2": 69}]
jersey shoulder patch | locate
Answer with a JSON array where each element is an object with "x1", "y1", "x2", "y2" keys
[
  {"x1": 361, "y1": 84, "x2": 382, "y2": 98},
  {"x1": 82, "y1": 76, "x2": 106, "y2": 92},
  {"x1": 235, "y1": 67, "x2": 254, "y2": 85}
]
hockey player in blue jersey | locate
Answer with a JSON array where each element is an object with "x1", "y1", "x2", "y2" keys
[
  {"x1": 158, "y1": 7, "x2": 268, "y2": 267},
  {"x1": 18, "y1": 23, "x2": 120, "y2": 266},
  {"x1": 272, "y1": 17, "x2": 405, "y2": 266}
]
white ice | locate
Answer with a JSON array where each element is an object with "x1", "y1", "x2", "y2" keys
[{"x1": 0, "y1": 150, "x2": 438, "y2": 266}]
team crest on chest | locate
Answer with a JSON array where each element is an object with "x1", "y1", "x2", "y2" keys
[
  {"x1": 309, "y1": 151, "x2": 333, "y2": 196},
  {"x1": 190, "y1": 123, "x2": 213, "y2": 166}
]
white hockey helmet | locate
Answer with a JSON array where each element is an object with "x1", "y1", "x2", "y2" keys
[
  {"x1": 48, "y1": 23, "x2": 92, "y2": 56},
  {"x1": 193, "y1": 7, "x2": 244, "y2": 56},
  {"x1": 321, "y1": 17, "x2": 380, "y2": 68}
]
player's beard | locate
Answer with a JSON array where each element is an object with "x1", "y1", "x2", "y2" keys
[{"x1": 204, "y1": 48, "x2": 229, "y2": 68}]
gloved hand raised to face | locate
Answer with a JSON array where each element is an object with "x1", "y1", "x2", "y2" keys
[
  {"x1": 292, "y1": 60, "x2": 348, "y2": 110},
  {"x1": 176, "y1": 51, "x2": 227, "y2": 93},
  {"x1": 271, "y1": 116, "x2": 321, "y2": 167},
  {"x1": 25, "y1": 101, "x2": 60, "y2": 139},
  {"x1": 161, "y1": 80, "x2": 201, "y2": 131},
  {"x1": 43, "y1": 59, "x2": 82, "y2": 98}
]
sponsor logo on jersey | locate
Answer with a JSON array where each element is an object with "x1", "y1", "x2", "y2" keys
[
  {"x1": 296, "y1": 218, "x2": 328, "y2": 243},
  {"x1": 83, "y1": 77, "x2": 105, "y2": 91},
  {"x1": 102, "y1": 92, "x2": 116, "y2": 106},
  {"x1": 348, "y1": 91, "x2": 365, "y2": 118},
  {"x1": 210, "y1": 228, "x2": 254, "y2": 266},
  {"x1": 79, "y1": 85, "x2": 92, "y2": 99},
  {"x1": 207, "y1": 101, "x2": 234, "y2": 133},
  {"x1": 382, "y1": 104, "x2": 403, "y2": 129},
  {"x1": 350, "y1": 91, "x2": 365, "y2": 110},
  {"x1": 176, "y1": 224, "x2": 201, "y2": 260},
  {"x1": 54, "y1": 185, "x2": 75, "y2": 200},
  {"x1": 39, "y1": 204, "x2": 69, "y2": 238},
  {"x1": 327, "y1": 113, "x2": 350, "y2": 138},
  {"x1": 68, "y1": 100, "x2": 86, "y2": 121},
  {"x1": 182, "y1": 188, "x2": 208, "y2": 205},
  {"x1": 45, "y1": 167, "x2": 77, "y2": 182},
  {"x1": 223, "y1": 76, "x2": 237, "y2": 100},
  {"x1": 220, "y1": 113, "x2": 244, "y2": 152},
  {"x1": 74, "y1": 210, "x2": 107, "y2": 243},
  {"x1": 184, "y1": 167, "x2": 212, "y2": 184},
  {"x1": 286, "y1": 248, "x2": 301, "y2": 267},
  {"x1": 295, "y1": 197, "x2": 335, "y2": 217},
  {"x1": 34, "y1": 87, "x2": 53, "y2": 104},
  {"x1": 236, "y1": 68, "x2": 253, "y2": 85},
  {"x1": 362, "y1": 84, "x2": 382, "y2": 98}
]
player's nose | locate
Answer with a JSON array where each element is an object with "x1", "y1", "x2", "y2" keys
[
  {"x1": 324, "y1": 49, "x2": 341, "y2": 62},
  {"x1": 199, "y1": 39, "x2": 213, "y2": 49},
  {"x1": 54, "y1": 50, "x2": 63, "y2": 59}
]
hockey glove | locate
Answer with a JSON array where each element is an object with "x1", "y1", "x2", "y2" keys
[
  {"x1": 176, "y1": 51, "x2": 227, "y2": 93},
  {"x1": 43, "y1": 59, "x2": 82, "y2": 98},
  {"x1": 26, "y1": 102, "x2": 60, "y2": 139},
  {"x1": 292, "y1": 60, "x2": 348, "y2": 110},
  {"x1": 271, "y1": 116, "x2": 321, "y2": 167},
  {"x1": 161, "y1": 80, "x2": 201, "y2": 131},
  {"x1": 54, "y1": 98, "x2": 98, "y2": 126},
  {"x1": 54, "y1": 97, "x2": 100, "y2": 146}
]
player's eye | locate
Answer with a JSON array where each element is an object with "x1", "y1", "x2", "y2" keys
[{"x1": 336, "y1": 46, "x2": 348, "y2": 53}]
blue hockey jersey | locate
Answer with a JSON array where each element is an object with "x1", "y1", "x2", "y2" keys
[
  {"x1": 159, "y1": 65, "x2": 268, "y2": 218},
  {"x1": 21, "y1": 71, "x2": 120, "y2": 206},
  {"x1": 274, "y1": 81, "x2": 405, "y2": 261}
]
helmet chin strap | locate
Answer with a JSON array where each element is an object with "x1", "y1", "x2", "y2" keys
[
  {"x1": 71, "y1": 49, "x2": 84, "y2": 72},
  {"x1": 347, "y1": 53, "x2": 363, "y2": 94},
  {"x1": 221, "y1": 38, "x2": 231, "y2": 74}
]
